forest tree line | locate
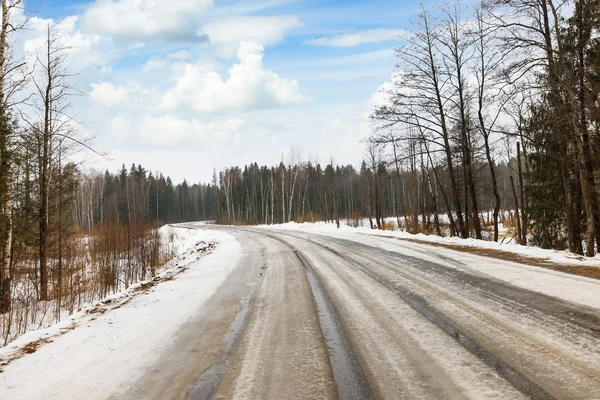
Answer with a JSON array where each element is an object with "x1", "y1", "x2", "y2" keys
[{"x1": 77, "y1": 156, "x2": 523, "y2": 241}]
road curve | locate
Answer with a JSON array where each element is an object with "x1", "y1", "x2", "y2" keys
[{"x1": 122, "y1": 224, "x2": 600, "y2": 400}]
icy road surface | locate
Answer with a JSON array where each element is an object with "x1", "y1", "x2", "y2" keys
[{"x1": 2, "y1": 223, "x2": 600, "y2": 399}]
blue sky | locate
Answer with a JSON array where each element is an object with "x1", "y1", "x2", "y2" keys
[{"x1": 19, "y1": 0, "x2": 417, "y2": 182}]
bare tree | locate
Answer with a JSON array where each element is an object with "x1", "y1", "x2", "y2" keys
[
  {"x1": 25, "y1": 24, "x2": 80, "y2": 300},
  {"x1": 372, "y1": 6, "x2": 468, "y2": 238},
  {"x1": 439, "y1": 2, "x2": 482, "y2": 239},
  {"x1": 472, "y1": 7, "x2": 508, "y2": 242}
]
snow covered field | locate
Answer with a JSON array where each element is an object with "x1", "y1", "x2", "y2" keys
[{"x1": 0, "y1": 226, "x2": 240, "y2": 400}]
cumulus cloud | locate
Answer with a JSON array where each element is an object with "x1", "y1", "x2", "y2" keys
[
  {"x1": 89, "y1": 40, "x2": 309, "y2": 152},
  {"x1": 22, "y1": 16, "x2": 109, "y2": 72},
  {"x1": 89, "y1": 81, "x2": 161, "y2": 115},
  {"x1": 168, "y1": 49, "x2": 192, "y2": 61},
  {"x1": 308, "y1": 28, "x2": 408, "y2": 47},
  {"x1": 137, "y1": 115, "x2": 246, "y2": 145},
  {"x1": 14, "y1": 14, "x2": 114, "y2": 114},
  {"x1": 201, "y1": 15, "x2": 302, "y2": 57},
  {"x1": 109, "y1": 116, "x2": 132, "y2": 143},
  {"x1": 141, "y1": 115, "x2": 194, "y2": 144},
  {"x1": 159, "y1": 41, "x2": 310, "y2": 114},
  {"x1": 90, "y1": 82, "x2": 129, "y2": 107},
  {"x1": 9, "y1": 0, "x2": 386, "y2": 183},
  {"x1": 81, "y1": 0, "x2": 213, "y2": 42},
  {"x1": 142, "y1": 58, "x2": 169, "y2": 72}
]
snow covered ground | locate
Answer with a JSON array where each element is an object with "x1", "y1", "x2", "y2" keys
[
  {"x1": 3, "y1": 225, "x2": 183, "y2": 346},
  {"x1": 260, "y1": 221, "x2": 600, "y2": 267},
  {"x1": 1, "y1": 223, "x2": 599, "y2": 399},
  {"x1": 0, "y1": 226, "x2": 240, "y2": 400},
  {"x1": 257, "y1": 222, "x2": 600, "y2": 310}
]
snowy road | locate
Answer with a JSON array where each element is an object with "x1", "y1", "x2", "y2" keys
[
  {"x1": 250, "y1": 228, "x2": 600, "y2": 399},
  {"x1": 2, "y1": 224, "x2": 600, "y2": 399},
  {"x1": 190, "y1": 225, "x2": 600, "y2": 400}
]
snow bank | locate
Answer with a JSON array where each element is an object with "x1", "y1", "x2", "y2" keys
[
  {"x1": 258, "y1": 221, "x2": 600, "y2": 309},
  {"x1": 0, "y1": 226, "x2": 240, "y2": 400},
  {"x1": 260, "y1": 221, "x2": 600, "y2": 267}
]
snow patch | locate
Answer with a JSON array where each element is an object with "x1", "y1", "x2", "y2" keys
[
  {"x1": 0, "y1": 226, "x2": 240, "y2": 400},
  {"x1": 261, "y1": 221, "x2": 600, "y2": 267}
]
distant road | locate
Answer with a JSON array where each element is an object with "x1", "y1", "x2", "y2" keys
[{"x1": 125, "y1": 224, "x2": 600, "y2": 400}]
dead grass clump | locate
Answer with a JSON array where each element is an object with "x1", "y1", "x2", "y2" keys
[
  {"x1": 297, "y1": 212, "x2": 323, "y2": 223},
  {"x1": 381, "y1": 221, "x2": 396, "y2": 231}
]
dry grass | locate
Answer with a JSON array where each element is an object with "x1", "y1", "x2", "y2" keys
[
  {"x1": 381, "y1": 221, "x2": 396, "y2": 231},
  {"x1": 230, "y1": 220, "x2": 254, "y2": 226},
  {"x1": 296, "y1": 212, "x2": 323, "y2": 224},
  {"x1": 500, "y1": 211, "x2": 518, "y2": 229},
  {"x1": 1, "y1": 223, "x2": 167, "y2": 347}
]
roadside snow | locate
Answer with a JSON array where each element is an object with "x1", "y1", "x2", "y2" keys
[
  {"x1": 0, "y1": 226, "x2": 241, "y2": 400},
  {"x1": 262, "y1": 221, "x2": 600, "y2": 267},
  {"x1": 258, "y1": 222, "x2": 600, "y2": 310}
]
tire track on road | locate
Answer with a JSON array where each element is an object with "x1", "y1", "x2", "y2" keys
[
  {"x1": 263, "y1": 229, "x2": 556, "y2": 400},
  {"x1": 265, "y1": 230, "x2": 374, "y2": 400},
  {"x1": 212, "y1": 230, "x2": 337, "y2": 400}
]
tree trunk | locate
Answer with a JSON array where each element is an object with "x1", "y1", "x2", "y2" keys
[
  {"x1": 540, "y1": 0, "x2": 583, "y2": 255},
  {"x1": 455, "y1": 50, "x2": 481, "y2": 239},
  {"x1": 575, "y1": 0, "x2": 600, "y2": 255},
  {"x1": 56, "y1": 144, "x2": 63, "y2": 320},
  {"x1": 281, "y1": 165, "x2": 285, "y2": 223},
  {"x1": 390, "y1": 135, "x2": 407, "y2": 229},
  {"x1": 483, "y1": 133, "x2": 500, "y2": 242},
  {"x1": 0, "y1": 0, "x2": 12, "y2": 313},
  {"x1": 39, "y1": 25, "x2": 54, "y2": 301},
  {"x1": 510, "y1": 176, "x2": 522, "y2": 245},
  {"x1": 517, "y1": 142, "x2": 527, "y2": 245},
  {"x1": 561, "y1": 157, "x2": 583, "y2": 254}
]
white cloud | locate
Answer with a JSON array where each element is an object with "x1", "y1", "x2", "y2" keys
[
  {"x1": 142, "y1": 58, "x2": 169, "y2": 72},
  {"x1": 15, "y1": 14, "x2": 114, "y2": 114},
  {"x1": 205, "y1": 118, "x2": 246, "y2": 132},
  {"x1": 321, "y1": 116, "x2": 369, "y2": 144},
  {"x1": 139, "y1": 115, "x2": 246, "y2": 145},
  {"x1": 160, "y1": 41, "x2": 310, "y2": 114},
  {"x1": 168, "y1": 49, "x2": 192, "y2": 61},
  {"x1": 90, "y1": 82, "x2": 129, "y2": 107},
  {"x1": 142, "y1": 115, "x2": 194, "y2": 145},
  {"x1": 81, "y1": 0, "x2": 213, "y2": 42},
  {"x1": 100, "y1": 65, "x2": 113, "y2": 75},
  {"x1": 308, "y1": 28, "x2": 408, "y2": 47},
  {"x1": 201, "y1": 15, "x2": 302, "y2": 57},
  {"x1": 109, "y1": 116, "x2": 132, "y2": 143},
  {"x1": 368, "y1": 80, "x2": 393, "y2": 110},
  {"x1": 88, "y1": 39, "x2": 309, "y2": 157},
  {"x1": 23, "y1": 16, "x2": 109, "y2": 72}
]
